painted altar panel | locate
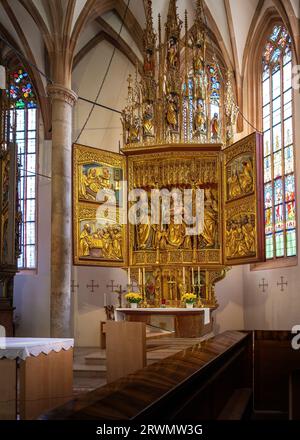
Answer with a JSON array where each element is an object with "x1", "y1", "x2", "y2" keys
[
  {"x1": 73, "y1": 144, "x2": 127, "y2": 267},
  {"x1": 0, "y1": 143, "x2": 19, "y2": 266},
  {"x1": 223, "y1": 133, "x2": 265, "y2": 265},
  {"x1": 127, "y1": 148, "x2": 223, "y2": 267}
]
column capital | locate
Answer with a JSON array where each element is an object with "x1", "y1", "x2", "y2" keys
[{"x1": 47, "y1": 83, "x2": 78, "y2": 106}]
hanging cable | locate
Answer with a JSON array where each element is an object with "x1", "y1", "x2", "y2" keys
[
  {"x1": 74, "y1": 0, "x2": 130, "y2": 143},
  {"x1": 0, "y1": 34, "x2": 122, "y2": 114}
]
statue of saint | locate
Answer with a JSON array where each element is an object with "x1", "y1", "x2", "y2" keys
[
  {"x1": 129, "y1": 116, "x2": 140, "y2": 143},
  {"x1": 166, "y1": 97, "x2": 178, "y2": 131},
  {"x1": 242, "y1": 216, "x2": 255, "y2": 254},
  {"x1": 211, "y1": 113, "x2": 219, "y2": 141},
  {"x1": 137, "y1": 208, "x2": 153, "y2": 250},
  {"x1": 239, "y1": 160, "x2": 253, "y2": 194},
  {"x1": 142, "y1": 104, "x2": 154, "y2": 138},
  {"x1": 194, "y1": 101, "x2": 206, "y2": 136},
  {"x1": 167, "y1": 218, "x2": 185, "y2": 248},
  {"x1": 201, "y1": 188, "x2": 218, "y2": 248},
  {"x1": 79, "y1": 224, "x2": 92, "y2": 256},
  {"x1": 112, "y1": 227, "x2": 123, "y2": 259},
  {"x1": 167, "y1": 37, "x2": 178, "y2": 69},
  {"x1": 228, "y1": 169, "x2": 242, "y2": 199}
]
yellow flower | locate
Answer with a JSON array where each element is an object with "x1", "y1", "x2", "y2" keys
[
  {"x1": 125, "y1": 292, "x2": 143, "y2": 303},
  {"x1": 182, "y1": 293, "x2": 197, "y2": 303}
]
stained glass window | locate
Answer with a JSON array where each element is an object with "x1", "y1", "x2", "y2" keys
[
  {"x1": 262, "y1": 25, "x2": 296, "y2": 259},
  {"x1": 7, "y1": 68, "x2": 38, "y2": 269}
]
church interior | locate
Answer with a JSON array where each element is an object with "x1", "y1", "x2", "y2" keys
[{"x1": 0, "y1": 0, "x2": 300, "y2": 424}]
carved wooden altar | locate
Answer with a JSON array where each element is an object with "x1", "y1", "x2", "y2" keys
[{"x1": 72, "y1": 0, "x2": 265, "y2": 313}]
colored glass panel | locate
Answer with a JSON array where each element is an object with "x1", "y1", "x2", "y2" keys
[
  {"x1": 285, "y1": 174, "x2": 295, "y2": 202},
  {"x1": 284, "y1": 146, "x2": 294, "y2": 174},
  {"x1": 265, "y1": 208, "x2": 273, "y2": 234},
  {"x1": 274, "y1": 178, "x2": 283, "y2": 204},
  {"x1": 284, "y1": 117, "x2": 293, "y2": 146},
  {"x1": 275, "y1": 232, "x2": 284, "y2": 257},
  {"x1": 286, "y1": 201, "x2": 296, "y2": 229},
  {"x1": 264, "y1": 156, "x2": 272, "y2": 182},
  {"x1": 273, "y1": 124, "x2": 281, "y2": 151},
  {"x1": 265, "y1": 234, "x2": 274, "y2": 259},
  {"x1": 273, "y1": 151, "x2": 282, "y2": 178},
  {"x1": 264, "y1": 130, "x2": 271, "y2": 156},
  {"x1": 264, "y1": 183, "x2": 273, "y2": 208},
  {"x1": 275, "y1": 204, "x2": 284, "y2": 231},
  {"x1": 286, "y1": 229, "x2": 297, "y2": 257}
]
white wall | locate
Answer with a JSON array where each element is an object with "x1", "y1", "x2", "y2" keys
[{"x1": 214, "y1": 267, "x2": 245, "y2": 333}]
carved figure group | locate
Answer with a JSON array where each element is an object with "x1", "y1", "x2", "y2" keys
[{"x1": 79, "y1": 223, "x2": 123, "y2": 260}]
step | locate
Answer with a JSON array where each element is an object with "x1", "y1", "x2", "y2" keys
[
  {"x1": 85, "y1": 352, "x2": 107, "y2": 366},
  {"x1": 73, "y1": 363, "x2": 107, "y2": 379}
]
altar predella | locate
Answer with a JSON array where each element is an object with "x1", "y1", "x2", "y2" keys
[{"x1": 72, "y1": 0, "x2": 265, "y2": 309}]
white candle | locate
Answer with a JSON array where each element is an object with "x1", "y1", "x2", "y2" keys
[
  {"x1": 192, "y1": 267, "x2": 194, "y2": 285},
  {"x1": 183, "y1": 267, "x2": 186, "y2": 285},
  {"x1": 104, "y1": 293, "x2": 107, "y2": 307},
  {"x1": 198, "y1": 267, "x2": 200, "y2": 286},
  {"x1": 128, "y1": 267, "x2": 131, "y2": 285},
  {"x1": 138, "y1": 268, "x2": 141, "y2": 285}
]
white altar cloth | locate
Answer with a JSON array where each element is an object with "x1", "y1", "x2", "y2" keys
[
  {"x1": 0, "y1": 338, "x2": 74, "y2": 360},
  {"x1": 115, "y1": 308, "x2": 211, "y2": 325}
]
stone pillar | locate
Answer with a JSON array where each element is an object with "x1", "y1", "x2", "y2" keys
[{"x1": 47, "y1": 84, "x2": 77, "y2": 337}]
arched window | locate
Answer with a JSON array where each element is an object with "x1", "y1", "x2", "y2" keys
[
  {"x1": 262, "y1": 24, "x2": 296, "y2": 260},
  {"x1": 8, "y1": 67, "x2": 38, "y2": 269}
]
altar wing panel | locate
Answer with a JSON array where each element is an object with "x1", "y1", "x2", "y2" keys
[
  {"x1": 72, "y1": 143, "x2": 127, "y2": 267},
  {"x1": 222, "y1": 133, "x2": 265, "y2": 265}
]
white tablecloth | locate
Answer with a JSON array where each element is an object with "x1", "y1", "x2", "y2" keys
[
  {"x1": 0, "y1": 338, "x2": 74, "y2": 360},
  {"x1": 115, "y1": 308, "x2": 211, "y2": 325}
]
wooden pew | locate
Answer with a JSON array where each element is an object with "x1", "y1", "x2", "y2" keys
[{"x1": 41, "y1": 331, "x2": 253, "y2": 420}]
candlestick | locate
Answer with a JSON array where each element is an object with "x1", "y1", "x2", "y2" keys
[
  {"x1": 127, "y1": 267, "x2": 131, "y2": 286},
  {"x1": 143, "y1": 267, "x2": 146, "y2": 288},
  {"x1": 192, "y1": 268, "x2": 194, "y2": 292},
  {"x1": 198, "y1": 266, "x2": 200, "y2": 287},
  {"x1": 205, "y1": 270, "x2": 209, "y2": 300},
  {"x1": 138, "y1": 268, "x2": 141, "y2": 285},
  {"x1": 104, "y1": 292, "x2": 107, "y2": 307}
]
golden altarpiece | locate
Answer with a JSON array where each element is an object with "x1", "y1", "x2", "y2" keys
[
  {"x1": 72, "y1": 0, "x2": 265, "y2": 313},
  {"x1": 0, "y1": 89, "x2": 21, "y2": 336}
]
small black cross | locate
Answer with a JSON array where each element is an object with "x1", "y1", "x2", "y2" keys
[
  {"x1": 87, "y1": 279, "x2": 99, "y2": 293},
  {"x1": 277, "y1": 276, "x2": 288, "y2": 292},
  {"x1": 259, "y1": 278, "x2": 268, "y2": 293},
  {"x1": 71, "y1": 280, "x2": 79, "y2": 293},
  {"x1": 106, "y1": 280, "x2": 119, "y2": 292}
]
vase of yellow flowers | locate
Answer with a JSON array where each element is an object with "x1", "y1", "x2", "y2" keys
[
  {"x1": 182, "y1": 293, "x2": 197, "y2": 308},
  {"x1": 125, "y1": 292, "x2": 143, "y2": 308}
]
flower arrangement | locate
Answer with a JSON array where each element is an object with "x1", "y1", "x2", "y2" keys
[
  {"x1": 181, "y1": 293, "x2": 197, "y2": 304},
  {"x1": 125, "y1": 292, "x2": 143, "y2": 304}
]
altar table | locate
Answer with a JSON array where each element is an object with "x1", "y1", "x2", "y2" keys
[
  {"x1": 0, "y1": 338, "x2": 74, "y2": 420},
  {"x1": 115, "y1": 308, "x2": 214, "y2": 338}
]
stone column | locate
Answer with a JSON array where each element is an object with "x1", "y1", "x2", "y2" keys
[{"x1": 47, "y1": 84, "x2": 77, "y2": 337}]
